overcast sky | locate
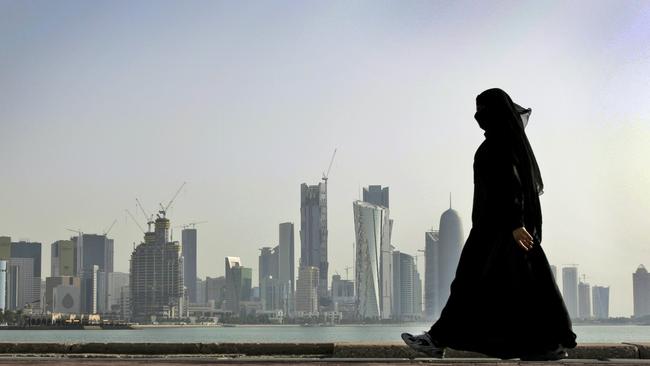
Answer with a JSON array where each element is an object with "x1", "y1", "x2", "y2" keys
[{"x1": 1, "y1": 0, "x2": 649, "y2": 317}]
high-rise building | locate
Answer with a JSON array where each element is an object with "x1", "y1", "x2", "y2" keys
[
  {"x1": 8, "y1": 241, "x2": 42, "y2": 310},
  {"x1": 72, "y1": 234, "x2": 113, "y2": 314},
  {"x1": 51, "y1": 240, "x2": 77, "y2": 277},
  {"x1": 205, "y1": 276, "x2": 226, "y2": 306},
  {"x1": 392, "y1": 250, "x2": 421, "y2": 320},
  {"x1": 44, "y1": 276, "x2": 80, "y2": 312},
  {"x1": 295, "y1": 265, "x2": 319, "y2": 313},
  {"x1": 0, "y1": 260, "x2": 6, "y2": 311},
  {"x1": 424, "y1": 230, "x2": 440, "y2": 319},
  {"x1": 181, "y1": 228, "x2": 198, "y2": 303},
  {"x1": 592, "y1": 285, "x2": 610, "y2": 319},
  {"x1": 633, "y1": 264, "x2": 650, "y2": 318},
  {"x1": 130, "y1": 216, "x2": 184, "y2": 322},
  {"x1": 578, "y1": 280, "x2": 591, "y2": 319},
  {"x1": 259, "y1": 246, "x2": 279, "y2": 310},
  {"x1": 353, "y1": 200, "x2": 392, "y2": 319},
  {"x1": 438, "y1": 207, "x2": 463, "y2": 312},
  {"x1": 6, "y1": 258, "x2": 34, "y2": 311},
  {"x1": 107, "y1": 272, "x2": 129, "y2": 312},
  {"x1": 423, "y1": 205, "x2": 464, "y2": 321},
  {"x1": 300, "y1": 182, "x2": 328, "y2": 301},
  {"x1": 0, "y1": 237, "x2": 10, "y2": 260},
  {"x1": 278, "y1": 222, "x2": 295, "y2": 314},
  {"x1": 562, "y1": 266, "x2": 579, "y2": 319},
  {"x1": 363, "y1": 185, "x2": 389, "y2": 208},
  {"x1": 224, "y1": 257, "x2": 252, "y2": 314}
]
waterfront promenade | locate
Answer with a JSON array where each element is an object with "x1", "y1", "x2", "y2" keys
[{"x1": 1, "y1": 343, "x2": 650, "y2": 365}]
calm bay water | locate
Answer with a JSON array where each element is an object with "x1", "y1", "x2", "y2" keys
[{"x1": 0, "y1": 324, "x2": 647, "y2": 343}]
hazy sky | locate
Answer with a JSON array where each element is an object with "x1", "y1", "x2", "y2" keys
[{"x1": 1, "y1": 0, "x2": 649, "y2": 317}]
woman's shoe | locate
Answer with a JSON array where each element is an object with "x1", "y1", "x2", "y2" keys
[
  {"x1": 520, "y1": 345, "x2": 568, "y2": 361},
  {"x1": 400, "y1": 332, "x2": 445, "y2": 358}
]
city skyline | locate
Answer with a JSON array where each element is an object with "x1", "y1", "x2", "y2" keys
[{"x1": 2, "y1": 1, "x2": 649, "y2": 317}]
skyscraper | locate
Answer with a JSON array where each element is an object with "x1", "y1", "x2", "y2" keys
[
  {"x1": 278, "y1": 222, "x2": 295, "y2": 314},
  {"x1": 51, "y1": 240, "x2": 77, "y2": 277},
  {"x1": 353, "y1": 200, "x2": 392, "y2": 319},
  {"x1": 295, "y1": 265, "x2": 319, "y2": 313},
  {"x1": 259, "y1": 247, "x2": 279, "y2": 310},
  {"x1": 423, "y1": 205, "x2": 464, "y2": 321},
  {"x1": 0, "y1": 260, "x2": 5, "y2": 311},
  {"x1": 72, "y1": 234, "x2": 113, "y2": 314},
  {"x1": 562, "y1": 266, "x2": 579, "y2": 319},
  {"x1": 438, "y1": 207, "x2": 463, "y2": 312},
  {"x1": 633, "y1": 264, "x2": 650, "y2": 318},
  {"x1": 130, "y1": 216, "x2": 184, "y2": 322},
  {"x1": 363, "y1": 185, "x2": 389, "y2": 208},
  {"x1": 424, "y1": 230, "x2": 440, "y2": 319},
  {"x1": 578, "y1": 280, "x2": 591, "y2": 319},
  {"x1": 7, "y1": 241, "x2": 42, "y2": 311},
  {"x1": 392, "y1": 250, "x2": 421, "y2": 320},
  {"x1": 300, "y1": 182, "x2": 328, "y2": 301},
  {"x1": 592, "y1": 285, "x2": 610, "y2": 319},
  {"x1": 224, "y1": 256, "x2": 252, "y2": 314},
  {"x1": 181, "y1": 228, "x2": 198, "y2": 303}
]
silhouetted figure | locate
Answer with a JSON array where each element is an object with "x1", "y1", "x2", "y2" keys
[{"x1": 402, "y1": 88, "x2": 577, "y2": 360}]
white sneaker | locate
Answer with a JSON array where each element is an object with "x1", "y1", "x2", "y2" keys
[{"x1": 401, "y1": 332, "x2": 445, "y2": 358}]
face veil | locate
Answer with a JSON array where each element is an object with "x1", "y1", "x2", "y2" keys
[{"x1": 474, "y1": 88, "x2": 544, "y2": 196}]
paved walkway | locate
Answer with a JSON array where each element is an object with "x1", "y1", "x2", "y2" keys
[{"x1": 1, "y1": 357, "x2": 650, "y2": 365}]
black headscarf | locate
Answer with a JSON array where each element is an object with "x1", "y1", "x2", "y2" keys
[{"x1": 474, "y1": 88, "x2": 544, "y2": 196}]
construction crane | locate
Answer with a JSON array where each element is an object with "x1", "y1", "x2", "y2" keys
[
  {"x1": 103, "y1": 219, "x2": 117, "y2": 236},
  {"x1": 158, "y1": 182, "x2": 187, "y2": 218},
  {"x1": 322, "y1": 148, "x2": 337, "y2": 182},
  {"x1": 136, "y1": 198, "x2": 154, "y2": 232},
  {"x1": 174, "y1": 221, "x2": 207, "y2": 230},
  {"x1": 343, "y1": 266, "x2": 352, "y2": 281},
  {"x1": 125, "y1": 209, "x2": 145, "y2": 233}
]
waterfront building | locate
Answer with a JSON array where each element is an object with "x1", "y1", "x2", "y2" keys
[
  {"x1": 592, "y1": 285, "x2": 610, "y2": 319},
  {"x1": 363, "y1": 185, "x2": 389, "y2": 208},
  {"x1": 633, "y1": 264, "x2": 650, "y2": 318},
  {"x1": 278, "y1": 222, "x2": 295, "y2": 314},
  {"x1": 224, "y1": 257, "x2": 252, "y2": 314},
  {"x1": 181, "y1": 228, "x2": 198, "y2": 303},
  {"x1": 129, "y1": 216, "x2": 184, "y2": 322},
  {"x1": 300, "y1": 182, "x2": 328, "y2": 301},
  {"x1": 437, "y1": 207, "x2": 463, "y2": 313},
  {"x1": 4, "y1": 240, "x2": 42, "y2": 311},
  {"x1": 353, "y1": 200, "x2": 392, "y2": 319},
  {"x1": 423, "y1": 205, "x2": 463, "y2": 321},
  {"x1": 424, "y1": 230, "x2": 439, "y2": 319},
  {"x1": 6, "y1": 258, "x2": 35, "y2": 311},
  {"x1": 578, "y1": 280, "x2": 591, "y2": 319},
  {"x1": 205, "y1": 276, "x2": 226, "y2": 307},
  {"x1": 51, "y1": 240, "x2": 77, "y2": 276},
  {"x1": 331, "y1": 274, "x2": 355, "y2": 319},
  {"x1": 259, "y1": 246, "x2": 279, "y2": 310},
  {"x1": 107, "y1": 272, "x2": 129, "y2": 312},
  {"x1": 196, "y1": 278, "x2": 206, "y2": 304},
  {"x1": 72, "y1": 234, "x2": 113, "y2": 314},
  {"x1": 44, "y1": 276, "x2": 80, "y2": 312},
  {"x1": 295, "y1": 265, "x2": 319, "y2": 313},
  {"x1": 392, "y1": 250, "x2": 422, "y2": 320},
  {"x1": 0, "y1": 260, "x2": 6, "y2": 311},
  {"x1": 562, "y1": 266, "x2": 579, "y2": 319},
  {"x1": 53, "y1": 285, "x2": 80, "y2": 314}
]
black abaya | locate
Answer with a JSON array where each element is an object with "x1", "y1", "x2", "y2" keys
[{"x1": 427, "y1": 137, "x2": 578, "y2": 359}]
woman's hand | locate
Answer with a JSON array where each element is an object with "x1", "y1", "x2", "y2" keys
[{"x1": 513, "y1": 226, "x2": 534, "y2": 251}]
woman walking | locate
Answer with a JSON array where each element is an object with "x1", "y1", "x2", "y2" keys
[{"x1": 401, "y1": 88, "x2": 577, "y2": 361}]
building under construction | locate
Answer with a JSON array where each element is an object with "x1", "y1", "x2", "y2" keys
[{"x1": 129, "y1": 215, "x2": 184, "y2": 323}]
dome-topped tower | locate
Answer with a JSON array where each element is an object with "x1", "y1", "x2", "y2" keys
[{"x1": 438, "y1": 195, "x2": 464, "y2": 309}]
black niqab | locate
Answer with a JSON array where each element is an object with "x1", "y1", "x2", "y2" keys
[{"x1": 474, "y1": 88, "x2": 544, "y2": 196}]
